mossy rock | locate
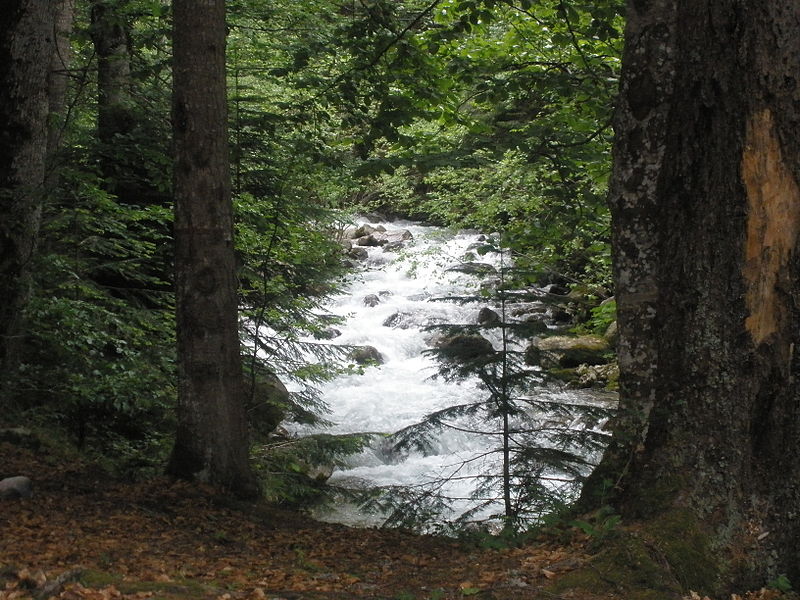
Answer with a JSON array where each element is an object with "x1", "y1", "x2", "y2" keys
[
  {"x1": 246, "y1": 371, "x2": 290, "y2": 436},
  {"x1": 547, "y1": 510, "x2": 718, "y2": 600},
  {"x1": 535, "y1": 335, "x2": 611, "y2": 368}
]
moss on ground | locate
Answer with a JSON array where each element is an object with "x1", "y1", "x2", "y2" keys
[
  {"x1": 80, "y1": 569, "x2": 226, "y2": 599},
  {"x1": 546, "y1": 509, "x2": 719, "y2": 600}
]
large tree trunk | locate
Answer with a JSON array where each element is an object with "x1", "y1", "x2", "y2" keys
[
  {"x1": 47, "y1": 0, "x2": 76, "y2": 159},
  {"x1": 583, "y1": 0, "x2": 800, "y2": 592},
  {"x1": 167, "y1": 0, "x2": 259, "y2": 498},
  {"x1": 0, "y1": 2, "x2": 56, "y2": 376}
]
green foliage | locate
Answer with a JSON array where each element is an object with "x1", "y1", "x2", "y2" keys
[
  {"x1": 11, "y1": 170, "x2": 176, "y2": 468},
  {"x1": 8, "y1": 0, "x2": 624, "y2": 500},
  {"x1": 252, "y1": 433, "x2": 373, "y2": 506},
  {"x1": 769, "y1": 574, "x2": 793, "y2": 593},
  {"x1": 587, "y1": 299, "x2": 616, "y2": 335},
  {"x1": 569, "y1": 505, "x2": 622, "y2": 545}
]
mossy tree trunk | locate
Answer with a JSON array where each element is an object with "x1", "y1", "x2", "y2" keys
[
  {"x1": 0, "y1": 1, "x2": 56, "y2": 378},
  {"x1": 167, "y1": 0, "x2": 258, "y2": 498},
  {"x1": 583, "y1": 0, "x2": 800, "y2": 591}
]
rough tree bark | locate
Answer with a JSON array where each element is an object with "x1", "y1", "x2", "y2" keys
[
  {"x1": 166, "y1": 0, "x2": 259, "y2": 498},
  {"x1": 47, "y1": 0, "x2": 76, "y2": 160},
  {"x1": 0, "y1": 2, "x2": 56, "y2": 377},
  {"x1": 582, "y1": 0, "x2": 800, "y2": 592}
]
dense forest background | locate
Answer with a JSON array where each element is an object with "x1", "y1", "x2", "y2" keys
[
  {"x1": 4, "y1": 0, "x2": 622, "y2": 491},
  {"x1": 5, "y1": 0, "x2": 800, "y2": 595}
]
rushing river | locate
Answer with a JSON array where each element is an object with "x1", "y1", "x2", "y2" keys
[{"x1": 290, "y1": 219, "x2": 614, "y2": 529}]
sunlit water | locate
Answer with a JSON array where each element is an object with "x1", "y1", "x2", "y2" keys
[{"x1": 288, "y1": 219, "x2": 613, "y2": 528}]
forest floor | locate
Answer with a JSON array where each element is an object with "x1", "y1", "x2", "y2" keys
[{"x1": 0, "y1": 442, "x2": 793, "y2": 600}]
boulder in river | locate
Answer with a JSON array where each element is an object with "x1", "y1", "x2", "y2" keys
[
  {"x1": 435, "y1": 334, "x2": 494, "y2": 364},
  {"x1": 348, "y1": 246, "x2": 368, "y2": 260},
  {"x1": 246, "y1": 371, "x2": 291, "y2": 436},
  {"x1": 446, "y1": 262, "x2": 497, "y2": 276},
  {"x1": 527, "y1": 335, "x2": 611, "y2": 368},
  {"x1": 477, "y1": 307, "x2": 501, "y2": 326},
  {"x1": 348, "y1": 345, "x2": 384, "y2": 366},
  {"x1": 363, "y1": 294, "x2": 381, "y2": 307},
  {"x1": 354, "y1": 223, "x2": 386, "y2": 238}
]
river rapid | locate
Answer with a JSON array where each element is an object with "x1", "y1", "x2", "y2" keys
[{"x1": 289, "y1": 218, "x2": 613, "y2": 529}]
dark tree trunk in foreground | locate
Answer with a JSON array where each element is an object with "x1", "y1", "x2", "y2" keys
[
  {"x1": 0, "y1": 2, "x2": 55, "y2": 376},
  {"x1": 583, "y1": 0, "x2": 800, "y2": 591},
  {"x1": 167, "y1": 0, "x2": 258, "y2": 497}
]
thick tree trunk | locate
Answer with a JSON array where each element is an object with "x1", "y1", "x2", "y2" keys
[
  {"x1": 0, "y1": 2, "x2": 55, "y2": 376},
  {"x1": 47, "y1": 0, "x2": 76, "y2": 163},
  {"x1": 89, "y1": 0, "x2": 133, "y2": 148},
  {"x1": 167, "y1": 0, "x2": 259, "y2": 498},
  {"x1": 584, "y1": 0, "x2": 800, "y2": 591}
]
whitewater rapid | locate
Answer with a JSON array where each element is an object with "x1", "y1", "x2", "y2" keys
[{"x1": 290, "y1": 219, "x2": 611, "y2": 528}]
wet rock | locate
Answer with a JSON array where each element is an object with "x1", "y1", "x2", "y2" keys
[
  {"x1": 376, "y1": 229, "x2": 413, "y2": 244},
  {"x1": 436, "y1": 334, "x2": 494, "y2": 363},
  {"x1": 348, "y1": 345, "x2": 384, "y2": 366},
  {"x1": 355, "y1": 234, "x2": 383, "y2": 247},
  {"x1": 542, "y1": 283, "x2": 570, "y2": 296},
  {"x1": 383, "y1": 311, "x2": 416, "y2": 329},
  {"x1": 354, "y1": 224, "x2": 386, "y2": 238},
  {"x1": 532, "y1": 335, "x2": 611, "y2": 368},
  {"x1": 382, "y1": 241, "x2": 405, "y2": 252},
  {"x1": 363, "y1": 294, "x2": 381, "y2": 307},
  {"x1": 348, "y1": 246, "x2": 368, "y2": 260},
  {"x1": 477, "y1": 307, "x2": 501, "y2": 325},
  {"x1": 445, "y1": 262, "x2": 497, "y2": 275}
]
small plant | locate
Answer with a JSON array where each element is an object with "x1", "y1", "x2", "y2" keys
[
  {"x1": 768, "y1": 574, "x2": 792, "y2": 593},
  {"x1": 569, "y1": 505, "x2": 621, "y2": 547}
]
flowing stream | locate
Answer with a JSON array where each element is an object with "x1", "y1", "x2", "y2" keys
[{"x1": 290, "y1": 219, "x2": 614, "y2": 528}]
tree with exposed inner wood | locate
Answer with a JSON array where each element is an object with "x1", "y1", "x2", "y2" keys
[{"x1": 579, "y1": 0, "x2": 800, "y2": 593}]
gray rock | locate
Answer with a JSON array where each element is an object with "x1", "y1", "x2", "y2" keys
[
  {"x1": 534, "y1": 335, "x2": 611, "y2": 368},
  {"x1": 0, "y1": 427, "x2": 40, "y2": 449},
  {"x1": 604, "y1": 320, "x2": 619, "y2": 348},
  {"x1": 348, "y1": 246, "x2": 368, "y2": 260},
  {"x1": 477, "y1": 307, "x2": 501, "y2": 325},
  {"x1": 445, "y1": 262, "x2": 497, "y2": 275},
  {"x1": 375, "y1": 229, "x2": 412, "y2": 244},
  {"x1": 354, "y1": 224, "x2": 380, "y2": 238},
  {"x1": 436, "y1": 334, "x2": 494, "y2": 363},
  {"x1": 0, "y1": 476, "x2": 32, "y2": 499},
  {"x1": 382, "y1": 241, "x2": 405, "y2": 252},
  {"x1": 348, "y1": 346, "x2": 384, "y2": 366},
  {"x1": 363, "y1": 294, "x2": 381, "y2": 307},
  {"x1": 355, "y1": 234, "x2": 383, "y2": 247}
]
